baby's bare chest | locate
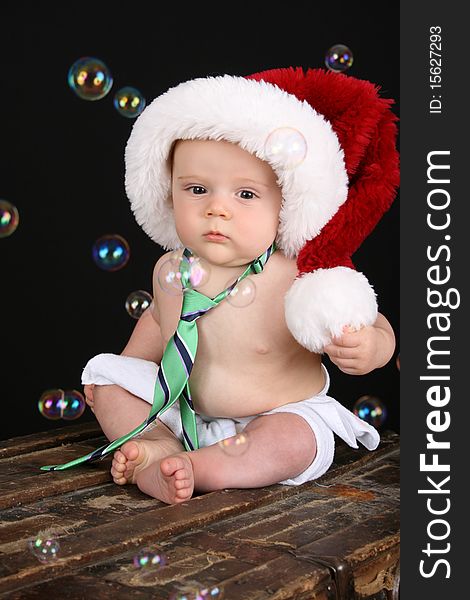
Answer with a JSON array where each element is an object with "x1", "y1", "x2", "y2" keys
[
  {"x1": 160, "y1": 287, "x2": 289, "y2": 354},
  {"x1": 199, "y1": 292, "x2": 289, "y2": 357},
  {"x1": 154, "y1": 257, "x2": 322, "y2": 414},
  {"x1": 158, "y1": 257, "x2": 297, "y2": 357}
]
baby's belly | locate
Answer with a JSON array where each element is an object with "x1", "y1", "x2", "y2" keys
[{"x1": 188, "y1": 352, "x2": 325, "y2": 418}]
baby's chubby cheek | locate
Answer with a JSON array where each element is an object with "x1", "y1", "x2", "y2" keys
[
  {"x1": 239, "y1": 224, "x2": 277, "y2": 256},
  {"x1": 173, "y1": 214, "x2": 194, "y2": 246}
]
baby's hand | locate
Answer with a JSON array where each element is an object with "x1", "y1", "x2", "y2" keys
[
  {"x1": 84, "y1": 384, "x2": 95, "y2": 413},
  {"x1": 323, "y1": 325, "x2": 383, "y2": 375}
]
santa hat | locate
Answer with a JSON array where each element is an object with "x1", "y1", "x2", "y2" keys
[{"x1": 124, "y1": 67, "x2": 399, "y2": 352}]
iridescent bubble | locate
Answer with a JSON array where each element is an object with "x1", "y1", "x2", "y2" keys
[
  {"x1": 169, "y1": 582, "x2": 223, "y2": 600},
  {"x1": 157, "y1": 257, "x2": 183, "y2": 296},
  {"x1": 226, "y1": 278, "x2": 256, "y2": 308},
  {"x1": 353, "y1": 395, "x2": 387, "y2": 428},
  {"x1": 264, "y1": 127, "x2": 307, "y2": 169},
  {"x1": 62, "y1": 390, "x2": 86, "y2": 420},
  {"x1": 67, "y1": 57, "x2": 113, "y2": 100},
  {"x1": 125, "y1": 290, "x2": 153, "y2": 319},
  {"x1": 113, "y1": 86, "x2": 146, "y2": 118},
  {"x1": 218, "y1": 432, "x2": 250, "y2": 456},
  {"x1": 38, "y1": 389, "x2": 85, "y2": 420},
  {"x1": 133, "y1": 548, "x2": 167, "y2": 569},
  {"x1": 325, "y1": 44, "x2": 354, "y2": 72},
  {"x1": 0, "y1": 199, "x2": 19, "y2": 238},
  {"x1": 28, "y1": 536, "x2": 60, "y2": 563},
  {"x1": 92, "y1": 234, "x2": 130, "y2": 271},
  {"x1": 38, "y1": 389, "x2": 65, "y2": 420},
  {"x1": 181, "y1": 255, "x2": 211, "y2": 290}
]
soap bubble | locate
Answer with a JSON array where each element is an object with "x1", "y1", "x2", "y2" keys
[
  {"x1": 133, "y1": 548, "x2": 166, "y2": 569},
  {"x1": 353, "y1": 395, "x2": 387, "y2": 428},
  {"x1": 67, "y1": 57, "x2": 113, "y2": 100},
  {"x1": 92, "y1": 234, "x2": 130, "y2": 271},
  {"x1": 180, "y1": 255, "x2": 211, "y2": 290},
  {"x1": 125, "y1": 290, "x2": 153, "y2": 319},
  {"x1": 264, "y1": 127, "x2": 307, "y2": 169},
  {"x1": 38, "y1": 389, "x2": 65, "y2": 420},
  {"x1": 157, "y1": 257, "x2": 183, "y2": 296},
  {"x1": 113, "y1": 86, "x2": 146, "y2": 118},
  {"x1": 0, "y1": 199, "x2": 19, "y2": 238},
  {"x1": 38, "y1": 389, "x2": 85, "y2": 420},
  {"x1": 218, "y1": 432, "x2": 250, "y2": 456},
  {"x1": 28, "y1": 536, "x2": 60, "y2": 563},
  {"x1": 325, "y1": 44, "x2": 354, "y2": 72},
  {"x1": 157, "y1": 252, "x2": 211, "y2": 294},
  {"x1": 169, "y1": 582, "x2": 223, "y2": 600},
  {"x1": 62, "y1": 390, "x2": 86, "y2": 420},
  {"x1": 226, "y1": 278, "x2": 256, "y2": 308}
]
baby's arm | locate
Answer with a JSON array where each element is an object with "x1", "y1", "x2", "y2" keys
[
  {"x1": 84, "y1": 260, "x2": 166, "y2": 409},
  {"x1": 323, "y1": 312, "x2": 396, "y2": 375},
  {"x1": 119, "y1": 249, "x2": 182, "y2": 362},
  {"x1": 120, "y1": 305, "x2": 164, "y2": 362},
  {"x1": 119, "y1": 251, "x2": 176, "y2": 363}
]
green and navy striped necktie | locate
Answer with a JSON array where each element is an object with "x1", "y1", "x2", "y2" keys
[{"x1": 41, "y1": 242, "x2": 276, "y2": 471}]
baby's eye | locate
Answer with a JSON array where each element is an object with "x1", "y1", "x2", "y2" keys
[
  {"x1": 189, "y1": 186, "x2": 206, "y2": 195},
  {"x1": 239, "y1": 190, "x2": 256, "y2": 200}
]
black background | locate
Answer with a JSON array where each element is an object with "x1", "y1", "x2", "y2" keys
[{"x1": 0, "y1": 3, "x2": 399, "y2": 440}]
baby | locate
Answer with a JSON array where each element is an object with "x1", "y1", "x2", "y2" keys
[
  {"x1": 83, "y1": 135, "x2": 395, "y2": 505},
  {"x1": 48, "y1": 67, "x2": 399, "y2": 504}
]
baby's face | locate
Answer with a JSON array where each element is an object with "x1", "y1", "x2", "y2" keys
[{"x1": 171, "y1": 139, "x2": 282, "y2": 268}]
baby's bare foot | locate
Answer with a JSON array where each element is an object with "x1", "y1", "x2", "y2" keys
[
  {"x1": 111, "y1": 440, "x2": 168, "y2": 485},
  {"x1": 135, "y1": 453, "x2": 194, "y2": 504}
]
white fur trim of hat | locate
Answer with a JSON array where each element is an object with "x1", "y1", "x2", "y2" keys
[{"x1": 124, "y1": 75, "x2": 348, "y2": 259}]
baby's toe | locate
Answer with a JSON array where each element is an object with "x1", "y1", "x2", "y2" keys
[
  {"x1": 111, "y1": 466, "x2": 125, "y2": 482},
  {"x1": 160, "y1": 456, "x2": 181, "y2": 477},
  {"x1": 111, "y1": 459, "x2": 121, "y2": 472},
  {"x1": 175, "y1": 486, "x2": 192, "y2": 500},
  {"x1": 113, "y1": 450, "x2": 127, "y2": 464},
  {"x1": 112, "y1": 459, "x2": 126, "y2": 473},
  {"x1": 174, "y1": 478, "x2": 191, "y2": 490},
  {"x1": 121, "y1": 441, "x2": 140, "y2": 462},
  {"x1": 174, "y1": 465, "x2": 190, "y2": 479}
]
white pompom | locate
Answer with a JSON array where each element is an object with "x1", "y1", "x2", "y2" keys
[{"x1": 284, "y1": 267, "x2": 378, "y2": 353}]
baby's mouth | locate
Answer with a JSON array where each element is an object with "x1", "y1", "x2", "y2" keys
[{"x1": 204, "y1": 231, "x2": 229, "y2": 241}]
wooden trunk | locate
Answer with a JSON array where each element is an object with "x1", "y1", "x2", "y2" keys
[{"x1": 0, "y1": 422, "x2": 399, "y2": 599}]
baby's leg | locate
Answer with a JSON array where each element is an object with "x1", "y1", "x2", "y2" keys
[
  {"x1": 93, "y1": 384, "x2": 152, "y2": 441},
  {"x1": 135, "y1": 412, "x2": 316, "y2": 504},
  {"x1": 92, "y1": 384, "x2": 184, "y2": 486}
]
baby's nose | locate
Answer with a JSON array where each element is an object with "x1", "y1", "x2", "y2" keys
[{"x1": 204, "y1": 201, "x2": 231, "y2": 219}]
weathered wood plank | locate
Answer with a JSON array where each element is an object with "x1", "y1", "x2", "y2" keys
[
  {"x1": 0, "y1": 421, "x2": 102, "y2": 459},
  {"x1": 0, "y1": 427, "x2": 398, "y2": 511},
  {"x1": 349, "y1": 548, "x2": 400, "y2": 599},
  {"x1": 0, "y1": 484, "x2": 159, "y2": 554},
  {"x1": 0, "y1": 441, "x2": 111, "y2": 510},
  {"x1": 0, "y1": 482, "x2": 322, "y2": 595},
  {"x1": 0, "y1": 423, "x2": 399, "y2": 598},
  {"x1": 2, "y1": 530, "x2": 335, "y2": 599},
  {"x1": 201, "y1": 451, "x2": 399, "y2": 598},
  {"x1": 206, "y1": 488, "x2": 398, "y2": 554}
]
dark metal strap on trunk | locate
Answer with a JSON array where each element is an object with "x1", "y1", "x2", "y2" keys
[{"x1": 288, "y1": 550, "x2": 355, "y2": 599}]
